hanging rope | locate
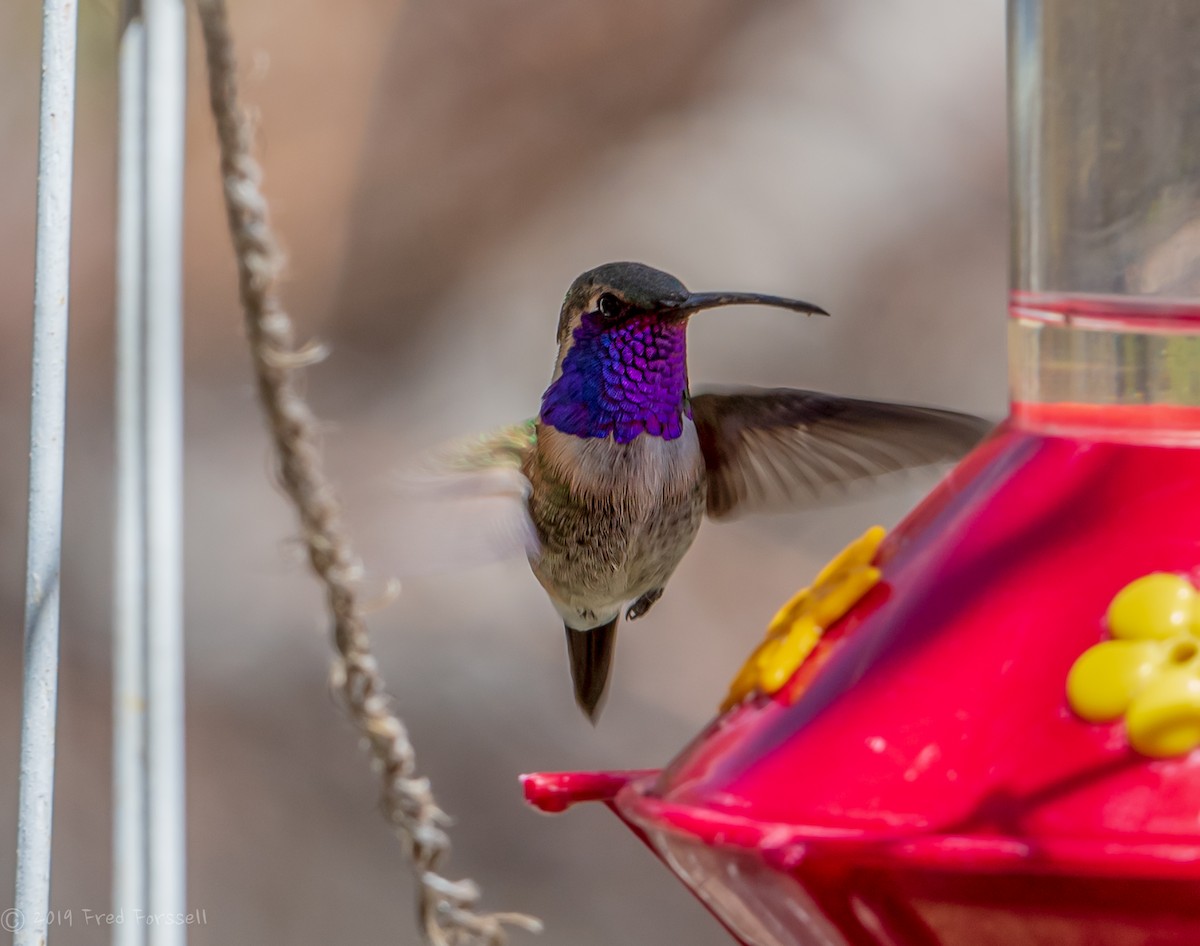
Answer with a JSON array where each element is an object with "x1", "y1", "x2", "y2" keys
[{"x1": 193, "y1": 2, "x2": 542, "y2": 942}]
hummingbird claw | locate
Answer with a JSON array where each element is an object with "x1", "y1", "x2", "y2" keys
[{"x1": 625, "y1": 588, "x2": 664, "y2": 622}]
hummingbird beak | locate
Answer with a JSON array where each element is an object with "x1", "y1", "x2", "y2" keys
[{"x1": 660, "y1": 291, "x2": 830, "y2": 321}]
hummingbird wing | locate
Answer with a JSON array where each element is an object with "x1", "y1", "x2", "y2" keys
[
  {"x1": 386, "y1": 420, "x2": 540, "y2": 573},
  {"x1": 690, "y1": 387, "x2": 992, "y2": 520},
  {"x1": 424, "y1": 419, "x2": 539, "y2": 475}
]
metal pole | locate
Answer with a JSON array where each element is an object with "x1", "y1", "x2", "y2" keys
[
  {"x1": 114, "y1": 3, "x2": 148, "y2": 944},
  {"x1": 142, "y1": 0, "x2": 188, "y2": 941},
  {"x1": 15, "y1": 1, "x2": 78, "y2": 944}
]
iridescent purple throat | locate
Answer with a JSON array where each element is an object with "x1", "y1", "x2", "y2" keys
[{"x1": 540, "y1": 312, "x2": 690, "y2": 444}]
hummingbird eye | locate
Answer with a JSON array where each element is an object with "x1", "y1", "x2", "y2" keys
[{"x1": 597, "y1": 293, "x2": 623, "y2": 319}]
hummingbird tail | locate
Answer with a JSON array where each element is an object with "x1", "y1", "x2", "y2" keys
[{"x1": 564, "y1": 618, "x2": 619, "y2": 723}]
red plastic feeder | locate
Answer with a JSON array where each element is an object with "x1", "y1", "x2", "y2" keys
[{"x1": 524, "y1": 4, "x2": 1200, "y2": 944}]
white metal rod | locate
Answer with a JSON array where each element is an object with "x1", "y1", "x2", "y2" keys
[
  {"x1": 113, "y1": 6, "x2": 148, "y2": 945},
  {"x1": 143, "y1": 0, "x2": 188, "y2": 940},
  {"x1": 15, "y1": 1, "x2": 79, "y2": 944}
]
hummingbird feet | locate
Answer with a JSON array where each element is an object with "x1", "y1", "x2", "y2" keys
[{"x1": 625, "y1": 588, "x2": 664, "y2": 622}]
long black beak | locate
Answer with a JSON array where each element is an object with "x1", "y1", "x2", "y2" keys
[{"x1": 663, "y1": 291, "x2": 829, "y2": 320}]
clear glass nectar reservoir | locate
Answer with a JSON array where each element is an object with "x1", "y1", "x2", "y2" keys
[
  {"x1": 1011, "y1": 294, "x2": 1200, "y2": 440},
  {"x1": 1008, "y1": 1, "x2": 1200, "y2": 428}
]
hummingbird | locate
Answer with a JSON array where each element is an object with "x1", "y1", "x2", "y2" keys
[{"x1": 421, "y1": 262, "x2": 990, "y2": 721}]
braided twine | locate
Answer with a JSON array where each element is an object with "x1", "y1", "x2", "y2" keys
[{"x1": 194, "y1": 2, "x2": 543, "y2": 942}]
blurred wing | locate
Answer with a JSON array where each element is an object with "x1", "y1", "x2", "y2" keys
[
  {"x1": 691, "y1": 388, "x2": 992, "y2": 520},
  {"x1": 422, "y1": 419, "x2": 539, "y2": 475},
  {"x1": 387, "y1": 420, "x2": 540, "y2": 574}
]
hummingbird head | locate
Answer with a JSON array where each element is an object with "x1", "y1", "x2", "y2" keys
[{"x1": 540, "y1": 262, "x2": 828, "y2": 444}]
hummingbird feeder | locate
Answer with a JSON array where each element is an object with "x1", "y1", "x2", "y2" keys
[{"x1": 522, "y1": 2, "x2": 1200, "y2": 944}]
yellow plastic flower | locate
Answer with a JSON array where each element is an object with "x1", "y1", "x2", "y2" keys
[
  {"x1": 722, "y1": 526, "x2": 885, "y2": 712},
  {"x1": 1067, "y1": 572, "x2": 1200, "y2": 757}
]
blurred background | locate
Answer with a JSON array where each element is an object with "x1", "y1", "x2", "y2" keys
[{"x1": 0, "y1": 0, "x2": 1006, "y2": 943}]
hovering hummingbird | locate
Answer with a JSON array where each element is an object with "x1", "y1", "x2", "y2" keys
[{"x1": 419, "y1": 262, "x2": 990, "y2": 721}]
